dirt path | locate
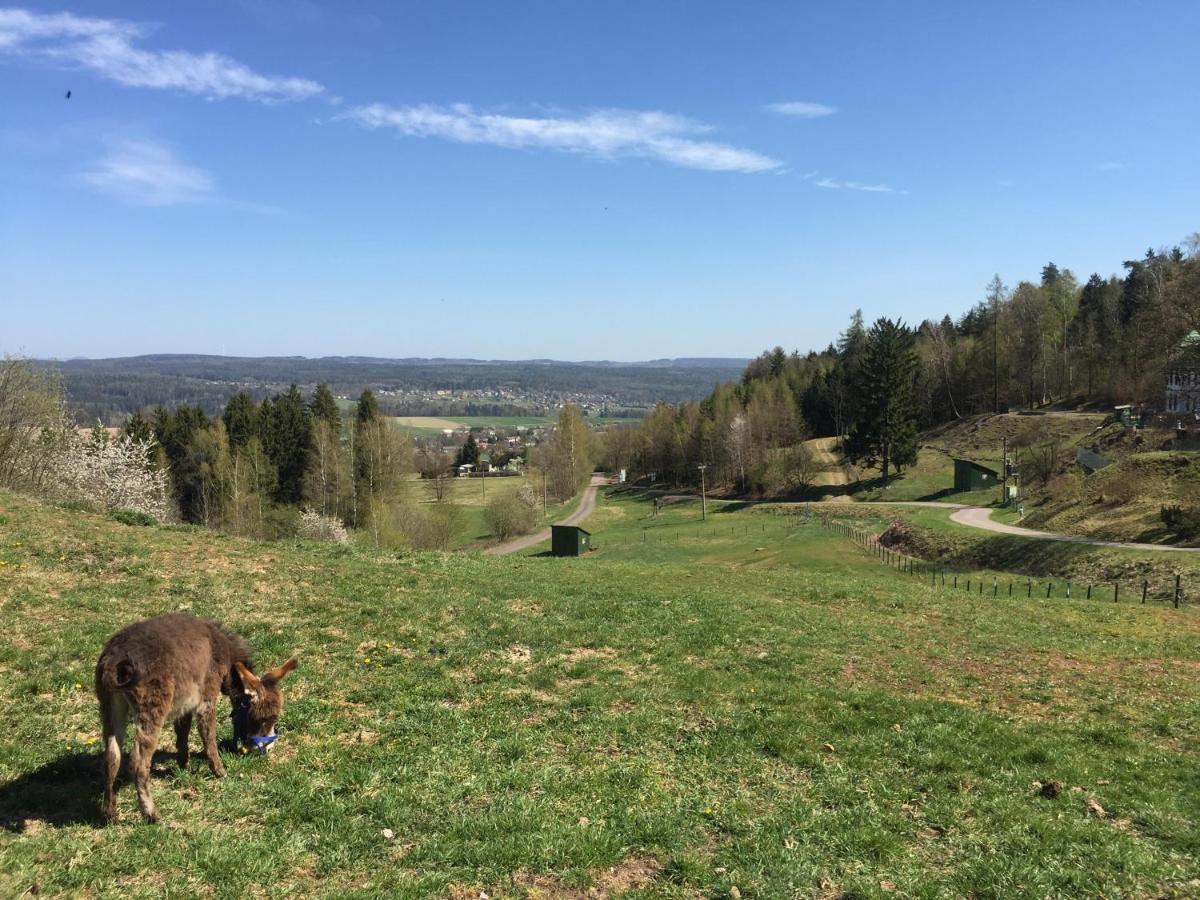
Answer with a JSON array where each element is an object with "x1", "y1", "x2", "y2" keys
[
  {"x1": 485, "y1": 475, "x2": 606, "y2": 556},
  {"x1": 808, "y1": 437, "x2": 850, "y2": 487}
]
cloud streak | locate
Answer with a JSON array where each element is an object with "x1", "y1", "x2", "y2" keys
[
  {"x1": 0, "y1": 7, "x2": 323, "y2": 102},
  {"x1": 342, "y1": 103, "x2": 781, "y2": 173},
  {"x1": 765, "y1": 100, "x2": 835, "y2": 118},
  {"x1": 83, "y1": 140, "x2": 215, "y2": 206},
  {"x1": 813, "y1": 176, "x2": 893, "y2": 193}
]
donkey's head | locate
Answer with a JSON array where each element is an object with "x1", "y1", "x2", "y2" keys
[{"x1": 233, "y1": 658, "x2": 298, "y2": 754}]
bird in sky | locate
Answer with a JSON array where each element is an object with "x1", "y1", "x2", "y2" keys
[{"x1": 65, "y1": 90, "x2": 71, "y2": 99}]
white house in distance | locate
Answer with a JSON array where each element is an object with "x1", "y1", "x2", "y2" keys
[{"x1": 1166, "y1": 331, "x2": 1200, "y2": 415}]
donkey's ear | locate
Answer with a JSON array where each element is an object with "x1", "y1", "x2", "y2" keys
[
  {"x1": 234, "y1": 661, "x2": 263, "y2": 696},
  {"x1": 263, "y1": 657, "x2": 298, "y2": 685}
]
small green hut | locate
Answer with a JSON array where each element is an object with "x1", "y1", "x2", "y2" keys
[
  {"x1": 953, "y1": 458, "x2": 999, "y2": 492},
  {"x1": 551, "y1": 525, "x2": 591, "y2": 557}
]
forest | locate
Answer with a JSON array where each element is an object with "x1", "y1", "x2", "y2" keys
[
  {"x1": 0, "y1": 362, "x2": 594, "y2": 548},
  {"x1": 604, "y1": 234, "x2": 1200, "y2": 494}
]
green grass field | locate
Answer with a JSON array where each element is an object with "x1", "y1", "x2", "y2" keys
[
  {"x1": 1, "y1": 489, "x2": 1198, "y2": 897},
  {"x1": 421, "y1": 474, "x2": 581, "y2": 550}
]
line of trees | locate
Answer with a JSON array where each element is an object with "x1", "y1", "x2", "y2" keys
[
  {"x1": 138, "y1": 384, "x2": 415, "y2": 540},
  {"x1": 602, "y1": 233, "x2": 1200, "y2": 493}
]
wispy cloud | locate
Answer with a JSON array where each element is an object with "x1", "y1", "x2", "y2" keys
[
  {"x1": 765, "y1": 101, "x2": 835, "y2": 119},
  {"x1": 0, "y1": 7, "x2": 323, "y2": 102},
  {"x1": 1096, "y1": 161, "x2": 1127, "y2": 172},
  {"x1": 83, "y1": 140, "x2": 214, "y2": 206},
  {"x1": 814, "y1": 176, "x2": 893, "y2": 193},
  {"x1": 341, "y1": 103, "x2": 781, "y2": 173}
]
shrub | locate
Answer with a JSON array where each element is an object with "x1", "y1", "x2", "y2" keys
[
  {"x1": 385, "y1": 501, "x2": 464, "y2": 550},
  {"x1": 297, "y1": 509, "x2": 349, "y2": 543},
  {"x1": 1161, "y1": 504, "x2": 1200, "y2": 539},
  {"x1": 110, "y1": 508, "x2": 157, "y2": 527},
  {"x1": 484, "y1": 491, "x2": 538, "y2": 541}
]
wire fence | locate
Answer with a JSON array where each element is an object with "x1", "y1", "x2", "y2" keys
[{"x1": 820, "y1": 518, "x2": 1189, "y2": 609}]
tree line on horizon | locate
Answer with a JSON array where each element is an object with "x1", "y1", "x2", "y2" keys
[{"x1": 603, "y1": 233, "x2": 1200, "y2": 493}]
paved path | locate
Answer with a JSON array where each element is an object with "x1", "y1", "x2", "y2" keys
[
  {"x1": 485, "y1": 475, "x2": 606, "y2": 556},
  {"x1": 945, "y1": 505, "x2": 1200, "y2": 553}
]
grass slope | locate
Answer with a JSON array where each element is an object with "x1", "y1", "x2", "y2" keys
[{"x1": 1, "y1": 491, "x2": 1198, "y2": 898}]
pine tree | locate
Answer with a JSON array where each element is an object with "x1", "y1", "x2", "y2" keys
[
  {"x1": 355, "y1": 389, "x2": 379, "y2": 424},
  {"x1": 310, "y1": 384, "x2": 342, "y2": 432},
  {"x1": 222, "y1": 391, "x2": 259, "y2": 452},
  {"x1": 122, "y1": 410, "x2": 153, "y2": 444},
  {"x1": 845, "y1": 318, "x2": 919, "y2": 484},
  {"x1": 261, "y1": 385, "x2": 311, "y2": 504},
  {"x1": 455, "y1": 433, "x2": 480, "y2": 467}
]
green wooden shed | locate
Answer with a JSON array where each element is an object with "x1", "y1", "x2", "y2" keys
[
  {"x1": 953, "y1": 458, "x2": 999, "y2": 492},
  {"x1": 551, "y1": 525, "x2": 591, "y2": 557}
]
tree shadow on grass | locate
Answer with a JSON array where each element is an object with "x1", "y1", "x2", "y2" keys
[{"x1": 0, "y1": 748, "x2": 201, "y2": 832}]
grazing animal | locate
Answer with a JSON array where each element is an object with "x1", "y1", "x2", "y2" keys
[{"x1": 94, "y1": 613, "x2": 298, "y2": 823}]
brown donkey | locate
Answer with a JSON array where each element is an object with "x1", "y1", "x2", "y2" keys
[{"x1": 95, "y1": 613, "x2": 298, "y2": 823}]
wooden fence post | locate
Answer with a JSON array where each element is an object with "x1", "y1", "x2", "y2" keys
[
  {"x1": 1142, "y1": 581, "x2": 1148, "y2": 605},
  {"x1": 1174, "y1": 575, "x2": 1181, "y2": 609}
]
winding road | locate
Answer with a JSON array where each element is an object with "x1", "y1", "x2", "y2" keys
[
  {"x1": 485, "y1": 475, "x2": 607, "y2": 556},
  {"x1": 944, "y1": 504, "x2": 1200, "y2": 553}
]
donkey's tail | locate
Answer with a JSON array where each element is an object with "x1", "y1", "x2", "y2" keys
[{"x1": 95, "y1": 651, "x2": 139, "y2": 693}]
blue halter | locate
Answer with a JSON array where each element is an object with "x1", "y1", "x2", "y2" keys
[{"x1": 231, "y1": 695, "x2": 277, "y2": 754}]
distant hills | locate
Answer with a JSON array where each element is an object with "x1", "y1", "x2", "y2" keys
[
  {"x1": 43, "y1": 354, "x2": 750, "y2": 424},
  {"x1": 50, "y1": 354, "x2": 750, "y2": 371}
]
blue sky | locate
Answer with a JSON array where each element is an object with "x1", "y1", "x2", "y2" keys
[{"x1": 2, "y1": 1, "x2": 1197, "y2": 361}]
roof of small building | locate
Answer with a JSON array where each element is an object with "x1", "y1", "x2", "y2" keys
[
  {"x1": 951, "y1": 457, "x2": 998, "y2": 474},
  {"x1": 552, "y1": 524, "x2": 590, "y2": 535}
]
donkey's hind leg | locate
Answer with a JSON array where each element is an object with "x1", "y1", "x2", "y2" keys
[
  {"x1": 99, "y1": 694, "x2": 128, "y2": 822},
  {"x1": 174, "y1": 713, "x2": 193, "y2": 770},
  {"x1": 130, "y1": 711, "x2": 166, "y2": 824}
]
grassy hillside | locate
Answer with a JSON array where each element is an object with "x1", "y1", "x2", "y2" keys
[
  {"x1": 1017, "y1": 451, "x2": 1200, "y2": 544},
  {"x1": 1, "y1": 491, "x2": 1198, "y2": 897},
  {"x1": 850, "y1": 412, "x2": 1107, "y2": 504}
]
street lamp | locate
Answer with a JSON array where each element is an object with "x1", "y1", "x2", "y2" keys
[{"x1": 697, "y1": 463, "x2": 708, "y2": 521}]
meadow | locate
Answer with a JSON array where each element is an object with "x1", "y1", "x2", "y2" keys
[
  {"x1": 420, "y1": 473, "x2": 583, "y2": 550},
  {"x1": 1, "y1": 489, "x2": 1197, "y2": 897}
]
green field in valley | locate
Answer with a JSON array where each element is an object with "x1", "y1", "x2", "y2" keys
[{"x1": 1, "y1": 488, "x2": 1198, "y2": 897}]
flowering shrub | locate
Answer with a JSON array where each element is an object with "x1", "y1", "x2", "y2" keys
[
  {"x1": 297, "y1": 508, "x2": 350, "y2": 543},
  {"x1": 59, "y1": 431, "x2": 173, "y2": 521}
]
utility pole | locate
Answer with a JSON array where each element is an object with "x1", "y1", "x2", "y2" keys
[
  {"x1": 697, "y1": 463, "x2": 708, "y2": 521},
  {"x1": 542, "y1": 469, "x2": 547, "y2": 516},
  {"x1": 1001, "y1": 435, "x2": 1007, "y2": 506}
]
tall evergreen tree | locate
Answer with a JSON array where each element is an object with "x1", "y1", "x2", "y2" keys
[
  {"x1": 222, "y1": 391, "x2": 259, "y2": 452},
  {"x1": 310, "y1": 383, "x2": 342, "y2": 432},
  {"x1": 151, "y1": 404, "x2": 211, "y2": 522},
  {"x1": 122, "y1": 410, "x2": 153, "y2": 444},
  {"x1": 261, "y1": 385, "x2": 311, "y2": 504},
  {"x1": 845, "y1": 318, "x2": 920, "y2": 484},
  {"x1": 455, "y1": 433, "x2": 480, "y2": 467}
]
